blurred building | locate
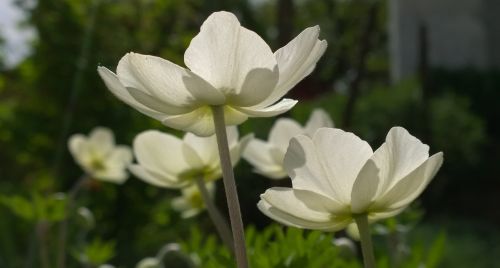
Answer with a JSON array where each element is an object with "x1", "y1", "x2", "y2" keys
[{"x1": 389, "y1": 0, "x2": 500, "y2": 81}]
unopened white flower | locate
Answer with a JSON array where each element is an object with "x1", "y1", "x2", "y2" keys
[
  {"x1": 129, "y1": 127, "x2": 251, "y2": 188},
  {"x1": 243, "y1": 109, "x2": 333, "y2": 179},
  {"x1": 333, "y1": 237, "x2": 357, "y2": 256},
  {"x1": 171, "y1": 182, "x2": 215, "y2": 218},
  {"x1": 97, "y1": 11, "x2": 327, "y2": 137},
  {"x1": 77, "y1": 207, "x2": 95, "y2": 230},
  {"x1": 68, "y1": 127, "x2": 133, "y2": 183},
  {"x1": 258, "y1": 127, "x2": 443, "y2": 231},
  {"x1": 98, "y1": 265, "x2": 116, "y2": 268},
  {"x1": 136, "y1": 257, "x2": 161, "y2": 268}
]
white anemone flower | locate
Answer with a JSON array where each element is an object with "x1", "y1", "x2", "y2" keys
[
  {"x1": 171, "y1": 182, "x2": 215, "y2": 218},
  {"x1": 243, "y1": 109, "x2": 333, "y2": 179},
  {"x1": 258, "y1": 127, "x2": 443, "y2": 231},
  {"x1": 97, "y1": 11, "x2": 327, "y2": 137},
  {"x1": 68, "y1": 127, "x2": 133, "y2": 184},
  {"x1": 136, "y1": 257, "x2": 161, "y2": 268},
  {"x1": 129, "y1": 126, "x2": 251, "y2": 188}
]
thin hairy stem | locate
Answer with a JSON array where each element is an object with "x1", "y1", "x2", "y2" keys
[
  {"x1": 354, "y1": 214, "x2": 376, "y2": 268},
  {"x1": 194, "y1": 176, "x2": 234, "y2": 253},
  {"x1": 56, "y1": 175, "x2": 89, "y2": 268},
  {"x1": 211, "y1": 105, "x2": 248, "y2": 268}
]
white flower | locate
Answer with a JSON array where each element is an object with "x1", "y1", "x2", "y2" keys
[
  {"x1": 129, "y1": 127, "x2": 251, "y2": 188},
  {"x1": 171, "y1": 182, "x2": 215, "y2": 218},
  {"x1": 97, "y1": 11, "x2": 327, "y2": 137},
  {"x1": 243, "y1": 109, "x2": 333, "y2": 179},
  {"x1": 136, "y1": 257, "x2": 161, "y2": 268},
  {"x1": 68, "y1": 127, "x2": 133, "y2": 184},
  {"x1": 258, "y1": 127, "x2": 443, "y2": 231},
  {"x1": 98, "y1": 265, "x2": 116, "y2": 268}
]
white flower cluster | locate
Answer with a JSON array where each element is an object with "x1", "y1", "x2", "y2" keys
[{"x1": 66, "y1": 10, "x2": 443, "y2": 266}]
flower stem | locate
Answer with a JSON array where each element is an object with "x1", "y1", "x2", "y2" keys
[
  {"x1": 194, "y1": 176, "x2": 234, "y2": 254},
  {"x1": 354, "y1": 214, "x2": 376, "y2": 268},
  {"x1": 56, "y1": 175, "x2": 89, "y2": 268},
  {"x1": 211, "y1": 105, "x2": 248, "y2": 268}
]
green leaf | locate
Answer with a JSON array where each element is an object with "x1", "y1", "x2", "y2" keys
[
  {"x1": 0, "y1": 195, "x2": 35, "y2": 221},
  {"x1": 426, "y1": 232, "x2": 447, "y2": 268}
]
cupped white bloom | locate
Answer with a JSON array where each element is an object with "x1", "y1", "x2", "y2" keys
[
  {"x1": 171, "y1": 182, "x2": 215, "y2": 218},
  {"x1": 129, "y1": 126, "x2": 251, "y2": 188},
  {"x1": 136, "y1": 257, "x2": 161, "y2": 268},
  {"x1": 68, "y1": 127, "x2": 133, "y2": 184},
  {"x1": 258, "y1": 127, "x2": 443, "y2": 231},
  {"x1": 98, "y1": 11, "x2": 327, "y2": 137},
  {"x1": 243, "y1": 109, "x2": 333, "y2": 179}
]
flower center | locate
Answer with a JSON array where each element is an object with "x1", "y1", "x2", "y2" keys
[
  {"x1": 187, "y1": 191, "x2": 205, "y2": 209},
  {"x1": 90, "y1": 158, "x2": 106, "y2": 171}
]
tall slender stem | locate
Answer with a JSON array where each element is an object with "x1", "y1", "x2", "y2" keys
[
  {"x1": 194, "y1": 176, "x2": 234, "y2": 254},
  {"x1": 211, "y1": 105, "x2": 248, "y2": 268},
  {"x1": 36, "y1": 221, "x2": 50, "y2": 268},
  {"x1": 57, "y1": 175, "x2": 89, "y2": 268},
  {"x1": 354, "y1": 214, "x2": 376, "y2": 268}
]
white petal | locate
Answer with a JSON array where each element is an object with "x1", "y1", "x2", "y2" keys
[
  {"x1": 181, "y1": 142, "x2": 205, "y2": 169},
  {"x1": 161, "y1": 107, "x2": 215, "y2": 137},
  {"x1": 370, "y1": 127, "x2": 430, "y2": 197},
  {"x1": 107, "y1": 146, "x2": 133, "y2": 166},
  {"x1": 373, "y1": 152, "x2": 443, "y2": 210},
  {"x1": 261, "y1": 188, "x2": 330, "y2": 220},
  {"x1": 350, "y1": 160, "x2": 380, "y2": 213},
  {"x1": 133, "y1": 130, "x2": 189, "y2": 178},
  {"x1": 181, "y1": 208, "x2": 203, "y2": 218},
  {"x1": 268, "y1": 118, "x2": 304, "y2": 153},
  {"x1": 125, "y1": 86, "x2": 190, "y2": 115},
  {"x1": 227, "y1": 67, "x2": 279, "y2": 107},
  {"x1": 94, "y1": 167, "x2": 128, "y2": 184},
  {"x1": 129, "y1": 164, "x2": 185, "y2": 188},
  {"x1": 120, "y1": 53, "x2": 225, "y2": 107},
  {"x1": 225, "y1": 126, "x2": 240, "y2": 147},
  {"x1": 171, "y1": 196, "x2": 190, "y2": 211},
  {"x1": 236, "y1": 98, "x2": 297, "y2": 117},
  {"x1": 369, "y1": 206, "x2": 407, "y2": 222},
  {"x1": 68, "y1": 134, "x2": 86, "y2": 161},
  {"x1": 182, "y1": 132, "x2": 218, "y2": 166},
  {"x1": 89, "y1": 127, "x2": 115, "y2": 154},
  {"x1": 224, "y1": 106, "x2": 249, "y2": 126},
  {"x1": 162, "y1": 106, "x2": 248, "y2": 137},
  {"x1": 243, "y1": 139, "x2": 286, "y2": 179},
  {"x1": 259, "y1": 188, "x2": 350, "y2": 231},
  {"x1": 184, "y1": 11, "x2": 277, "y2": 95},
  {"x1": 304, "y1": 109, "x2": 334, "y2": 136},
  {"x1": 256, "y1": 168, "x2": 288, "y2": 179},
  {"x1": 257, "y1": 26, "x2": 327, "y2": 108},
  {"x1": 284, "y1": 135, "x2": 339, "y2": 200},
  {"x1": 98, "y1": 67, "x2": 166, "y2": 120},
  {"x1": 229, "y1": 133, "x2": 253, "y2": 167},
  {"x1": 312, "y1": 128, "x2": 373, "y2": 203},
  {"x1": 293, "y1": 189, "x2": 349, "y2": 215},
  {"x1": 258, "y1": 200, "x2": 350, "y2": 231}
]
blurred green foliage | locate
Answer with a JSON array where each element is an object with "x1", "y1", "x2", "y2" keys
[
  {"x1": 180, "y1": 223, "x2": 447, "y2": 268},
  {"x1": 0, "y1": 0, "x2": 498, "y2": 267}
]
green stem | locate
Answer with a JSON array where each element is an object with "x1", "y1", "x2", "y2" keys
[
  {"x1": 194, "y1": 176, "x2": 234, "y2": 254},
  {"x1": 211, "y1": 106, "x2": 248, "y2": 268},
  {"x1": 56, "y1": 175, "x2": 89, "y2": 268},
  {"x1": 52, "y1": 0, "x2": 100, "y2": 179},
  {"x1": 36, "y1": 221, "x2": 50, "y2": 268},
  {"x1": 354, "y1": 214, "x2": 376, "y2": 268}
]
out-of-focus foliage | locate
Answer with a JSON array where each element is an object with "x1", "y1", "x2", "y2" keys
[
  {"x1": 183, "y1": 225, "x2": 360, "y2": 268},
  {"x1": 0, "y1": 193, "x2": 66, "y2": 222},
  {"x1": 180, "y1": 223, "x2": 448, "y2": 268},
  {"x1": 72, "y1": 237, "x2": 116, "y2": 266}
]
